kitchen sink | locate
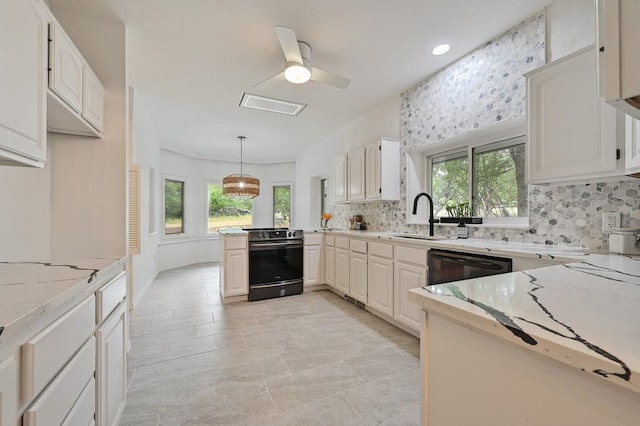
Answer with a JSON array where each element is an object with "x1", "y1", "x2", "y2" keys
[{"x1": 391, "y1": 233, "x2": 449, "y2": 241}]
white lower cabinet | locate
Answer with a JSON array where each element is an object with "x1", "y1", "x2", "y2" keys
[
  {"x1": 367, "y1": 255, "x2": 394, "y2": 316},
  {"x1": 220, "y1": 235, "x2": 248, "y2": 298},
  {"x1": 0, "y1": 355, "x2": 18, "y2": 426},
  {"x1": 303, "y1": 233, "x2": 324, "y2": 287},
  {"x1": 325, "y1": 245, "x2": 335, "y2": 288},
  {"x1": 334, "y1": 247, "x2": 349, "y2": 294},
  {"x1": 349, "y1": 251, "x2": 368, "y2": 303},
  {"x1": 393, "y1": 261, "x2": 425, "y2": 331},
  {"x1": 96, "y1": 302, "x2": 126, "y2": 426},
  {"x1": 23, "y1": 336, "x2": 95, "y2": 426}
]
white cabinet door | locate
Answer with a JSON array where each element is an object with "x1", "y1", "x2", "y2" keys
[
  {"x1": 334, "y1": 247, "x2": 349, "y2": 294},
  {"x1": 527, "y1": 47, "x2": 620, "y2": 184},
  {"x1": 349, "y1": 251, "x2": 367, "y2": 303},
  {"x1": 303, "y1": 244, "x2": 322, "y2": 286},
  {"x1": 365, "y1": 142, "x2": 381, "y2": 200},
  {"x1": 367, "y1": 255, "x2": 393, "y2": 317},
  {"x1": 365, "y1": 138, "x2": 400, "y2": 201},
  {"x1": 96, "y1": 303, "x2": 126, "y2": 426},
  {"x1": 333, "y1": 155, "x2": 347, "y2": 202},
  {"x1": 49, "y1": 22, "x2": 84, "y2": 113},
  {"x1": 393, "y1": 261, "x2": 425, "y2": 331},
  {"x1": 82, "y1": 65, "x2": 105, "y2": 132},
  {"x1": 625, "y1": 115, "x2": 640, "y2": 175},
  {"x1": 225, "y1": 250, "x2": 248, "y2": 296},
  {"x1": 0, "y1": 0, "x2": 47, "y2": 166},
  {"x1": 0, "y1": 356, "x2": 18, "y2": 426},
  {"x1": 347, "y1": 147, "x2": 366, "y2": 201},
  {"x1": 325, "y1": 245, "x2": 335, "y2": 288}
]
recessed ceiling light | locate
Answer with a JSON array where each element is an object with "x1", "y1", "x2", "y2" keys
[{"x1": 432, "y1": 44, "x2": 450, "y2": 56}]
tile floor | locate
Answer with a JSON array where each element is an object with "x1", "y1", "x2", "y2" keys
[{"x1": 120, "y1": 263, "x2": 420, "y2": 425}]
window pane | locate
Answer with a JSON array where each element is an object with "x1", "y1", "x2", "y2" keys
[
  {"x1": 472, "y1": 138, "x2": 526, "y2": 217},
  {"x1": 431, "y1": 152, "x2": 469, "y2": 217},
  {"x1": 208, "y1": 183, "x2": 252, "y2": 232},
  {"x1": 273, "y1": 185, "x2": 291, "y2": 228},
  {"x1": 165, "y1": 179, "x2": 184, "y2": 234}
]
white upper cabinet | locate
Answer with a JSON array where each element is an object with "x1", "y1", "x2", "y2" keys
[
  {"x1": 335, "y1": 138, "x2": 400, "y2": 203},
  {"x1": 597, "y1": 0, "x2": 640, "y2": 120},
  {"x1": 49, "y1": 22, "x2": 83, "y2": 112},
  {"x1": 47, "y1": 17, "x2": 104, "y2": 137},
  {"x1": 365, "y1": 138, "x2": 400, "y2": 201},
  {"x1": 347, "y1": 147, "x2": 366, "y2": 201},
  {"x1": 333, "y1": 155, "x2": 347, "y2": 202},
  {"x1": 0, "y1": 0, "x2": 47, "y2": 167},
  {"x1": 526, "y1": 46, "x2": 621, "y2": 184},
  {"x1": 625, "y1": 115, "x2": 640, "y2": 176}
]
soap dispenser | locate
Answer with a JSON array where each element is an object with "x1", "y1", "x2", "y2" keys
[{"x1": 457, "y1": 221, "x2": 468, "y2": 239}]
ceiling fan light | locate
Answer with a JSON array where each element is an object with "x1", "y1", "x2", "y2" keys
[{"x1": 284, "y1": 63, "x2": 311, "y2": 84}]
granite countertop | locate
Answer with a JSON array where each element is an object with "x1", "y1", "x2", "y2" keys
[
  {"x1": 408, "y1": 254, "x2": 640, "y2": 395},
  {"x1": 0, "y1": 257, "x2": 125, "y2": 342}
]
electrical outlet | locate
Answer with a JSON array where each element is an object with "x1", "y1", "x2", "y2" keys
[{"x1": 602, "y1": 212, "x2": 620, "y2": 232}]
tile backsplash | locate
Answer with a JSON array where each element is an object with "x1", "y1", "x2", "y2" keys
[{"x1": 328, "y1": 11, "x2": 640, "y2": 251}]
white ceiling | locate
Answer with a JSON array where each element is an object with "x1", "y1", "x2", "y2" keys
[{"x1": 100, "y1": 0, "x2": 554, "y2": 163}]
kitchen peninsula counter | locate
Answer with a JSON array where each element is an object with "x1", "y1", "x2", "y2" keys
[{"x1": 0, "y1": 257, "x2": 126, "y2": 343}]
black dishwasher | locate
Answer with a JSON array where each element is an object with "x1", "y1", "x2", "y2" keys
[{"x1": 427, "y1": 248, "x2": 512, "y2": 285}]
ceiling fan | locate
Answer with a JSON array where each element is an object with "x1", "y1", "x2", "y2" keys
[{"x1": 257, "y1": 26, "x2": 351, "y2": 89}]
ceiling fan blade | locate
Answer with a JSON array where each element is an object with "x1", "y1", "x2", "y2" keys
[
  {"x1": 254, "y1": 71, "x2": 285, "y2": 87},
  {"x1": 311, "y1": 67, "x2": 351, "y2": 89},
  {"x1": 274, "y1": 26, "x2": 303, "y2": 64}
]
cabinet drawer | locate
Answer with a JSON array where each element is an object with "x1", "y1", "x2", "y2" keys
[
  {"x1": 395, "y1": 245, "x2": 427, "y2": 266},
  {"x1": 304, "y1": 233, "x2": 323, "y2": 246},
  {"x1": 225, "y1": 236, "x2": 247, "y2": 250},
  {"x1": 62, "y1": 377, "x2": 95, "y2": 426},
  {"x1": 369, "y1": 242, "x2": 393, "y2": 259},
  {"x1": 350, "y1": 239, "x2": 367, "y2": 254},
  {"x1": 22, "y1": 295, "x2": 95, "y2": 401},
  {"x1": 335, "y1": 236, "x2": 350, "y2": 249},
  {"x1": 325, "y1": 235, "x2": 335, "y2": 246},
  {"x1": 23, "y1": 336, "x2": 95, "y2": 426},
  {"x1": 96, "y1": 271, "x2": 126, "y2": 323}
]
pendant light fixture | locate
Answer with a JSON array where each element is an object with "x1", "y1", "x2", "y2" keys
[{"x1": 222, "y1": 136, "x2": 260, "y2": 199}]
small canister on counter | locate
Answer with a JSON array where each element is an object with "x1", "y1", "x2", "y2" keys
[{"x1": 609, "y1": 228, "x2": 640, "y2": 254}]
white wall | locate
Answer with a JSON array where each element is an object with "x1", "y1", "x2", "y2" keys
[
  {"x1": 157, "y1": 149, "x2": 295, "y2": 271},
  {"x1": 0, "y1": 161, "x2": 50, "y2": 261},
  {"x1": 48, "y1": 2, "x2": 127, "y2": 259},
  {"x1": 546, "y1": 0, "x2": 595, "y2": 62},
  {"x1": 293, "y1": 97, "x2": 401, "y2": 229},
  {"x1": 130, "y1": 92, "x2": 160, "y2": 307}
]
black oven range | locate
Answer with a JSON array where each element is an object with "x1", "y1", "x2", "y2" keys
[{"x1": 243, "y1": 228, "x2": 304, "y2": 302}]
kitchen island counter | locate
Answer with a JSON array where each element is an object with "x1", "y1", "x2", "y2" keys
[{"x1": 408, "y1": 254, "x2": 640, "y2": 425}]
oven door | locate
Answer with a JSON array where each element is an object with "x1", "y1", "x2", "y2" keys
[{"x1": 248, "y1": 240, "x2": 303, "y2": 285}]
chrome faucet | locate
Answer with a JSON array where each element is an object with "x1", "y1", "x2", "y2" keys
[{"x1": 412, "y1": 192, "x2": 437, "y2": 236}]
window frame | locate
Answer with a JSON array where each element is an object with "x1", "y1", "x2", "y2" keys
[
  {"x1": 411, "y1": 118, "x2": 528, "y2": 227},
  {"x1": 162, "y1": 174, "x2": 188, "y2": 239},
  {"x1": 272, "y1": 183, "x2": 292, "y2": 229},
  {"x1": 205, "y1": 180, "x2": 255, "y2": 236}
]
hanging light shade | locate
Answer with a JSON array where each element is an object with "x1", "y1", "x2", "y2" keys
[{"x1": 222, "y1": 136, "x2": 260, "y2": 199}]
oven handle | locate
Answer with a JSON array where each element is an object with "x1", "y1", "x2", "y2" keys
[
  {"x1": 249, "y1": 241, "x2": 304, "y2": 250},
  {"x1": 250, "y1": 279, "x2": 303, "y2": 289}
]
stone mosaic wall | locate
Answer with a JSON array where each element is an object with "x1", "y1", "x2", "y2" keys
[{"x1": 330, "y1": 12, "x2": 640, "y2": 251}]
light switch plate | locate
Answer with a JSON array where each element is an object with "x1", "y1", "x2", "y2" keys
[{"x1": 602, "y1": 212, "x2": 620, "y2": 232}]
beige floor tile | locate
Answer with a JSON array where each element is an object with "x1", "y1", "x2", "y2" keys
[{"x1": 123, "y1": 263, "x2": 420, "y2": 425}]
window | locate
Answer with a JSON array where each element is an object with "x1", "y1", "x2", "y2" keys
[
  {"x1": 428, "y1": 135, "x2": 526, "y2": 219},
  {"x1": 320, "y1": 178, "x2": 328, "y2": 227},
  {"x1": 273, "y1": 185, "x2": 291, "y2": 228},
  {"x1": 207, "y1": 183, "x2": 252, "y2": 233},
  {"x1": 164, "y1": 178, "x2": 185, "y2": 235},
  {"x1": 149, "y1": 167, "x2": 156, "y2": 235}
]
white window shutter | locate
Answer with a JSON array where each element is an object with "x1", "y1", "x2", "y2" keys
[{"x1": 128, "y1": 164, "x2": 141, "y2": 254}]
